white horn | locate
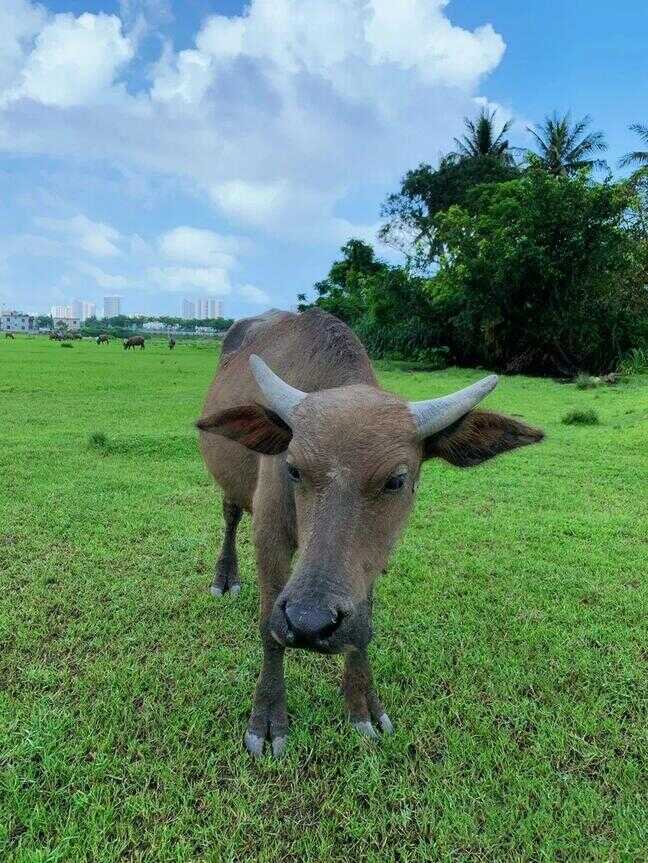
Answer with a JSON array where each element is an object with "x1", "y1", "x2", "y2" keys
[
  {"x1": 249, "y1": 354, "x2": 306, "y2": 423},
  {"x1": 409, "y1": 375, "x2": 498, "y2": 438}
]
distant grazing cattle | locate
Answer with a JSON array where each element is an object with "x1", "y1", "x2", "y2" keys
[
  {"x1": 96, "y1": 334, "x2": 110, "y2": 345},
  {"x1": 70, "y1": 332, "x2": 82, "y2": 340},
  {"x1": 5, "y1": 333, "x2": 14, "y2": 339},
  {"x1": 49, "y1": 332, "x2": 63, "y2": 341},
  {"x1": 197, "y1": 309, "x2": 544, "y2": 757},
  {"x1": 169, "y1": 338, "x2": 176, "y2": 350},
  {"x1": 124, "y1": 336, "x2": 145, "y2": 350}
]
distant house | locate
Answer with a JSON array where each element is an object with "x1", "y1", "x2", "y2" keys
[{"x1": 0, "y1": 311, "x2": 35, "y2": 332}]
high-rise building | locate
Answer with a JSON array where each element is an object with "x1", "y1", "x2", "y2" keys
[
  {"x1": 82, "y1": 301, "x2": 97, "y2": 321},
  {"x1": 182, "y1": 298, "x2": 196, "y2": 319},
  {"x1": 192, "y1": 297, "x2": 224, "y2": 319},
  {"x1": 51, "y1": 304, "x2": 71, "y2": 319},
  {"x1": 206, "y1": 297, "x2": 223, "y2": 319},
  {"x1": 103, "y1": 296, "x2": 121, "y2": 318}
]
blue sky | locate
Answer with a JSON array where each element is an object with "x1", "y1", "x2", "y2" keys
[{"x1": 1, "y1": 0, "x2": 646, "y2": 318}]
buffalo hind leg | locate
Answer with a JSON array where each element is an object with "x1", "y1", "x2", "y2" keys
[
  {"x1": 342, "y1": 648, "x2": 393, "y2": 739},
  {"x1": 210, "y1": 499, "x2": 243, "y2": 598}
]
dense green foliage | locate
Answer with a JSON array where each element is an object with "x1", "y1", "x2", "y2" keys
[
  {"x1": 307, "y1": 166, "x2": 648, "y2": 374},
  {"x1": 306, "y1": 109, "x2": 648, "y2": 374},
  {"x1": 380, "y1": 154, "x2": 519, "y2": 266},
  {"x1": 431, "y1": 169, "x2": 648, "y2": 373},
  {"x1": 2, "y1": 337, "x2": 648, "y2": 861},
  {"x1": 306, "y1": 109, "x2": 648, "y2": 375}
]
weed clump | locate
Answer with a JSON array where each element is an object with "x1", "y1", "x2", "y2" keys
[
  {"x1": 88, "y1": 431, "x2": 110, "y2": 452},
  {"x1": 562, "y1": 409, "x2": 600, "y2": 426},
  {"x1": 575, "y1": 373, "x2": 595, "y2": 389}
]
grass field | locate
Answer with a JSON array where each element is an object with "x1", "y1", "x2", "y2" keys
[{"x1": 1, "y1": 335, "x2": 647, "y2": 862}]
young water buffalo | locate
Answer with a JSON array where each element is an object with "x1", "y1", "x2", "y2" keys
[
  {"x1": 96, "y1": 334, "x2": 110, "y2": 345},
  {"x1": 123, "y1": 336, "x2": 145, "y2": 350},
  {"x1": 197, "y1": 310, "x2": 543, "y2": 757},
  {"x1": 169, "y1": 338, "x2": 176, "y2": 350},
  {"x1": 5, "y1": 333, "x2": 14, "y2": 339}
]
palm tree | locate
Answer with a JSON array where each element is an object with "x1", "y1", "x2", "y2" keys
[
  {"x1": 527, "y1": 112, "x2": 607, "y2": 175},
  {"x1": 619, "y1": 124, "x2": 648, "y2": 169},
  {"x1": 452, "y1": 108, "x2": 515, "y2": 164}
]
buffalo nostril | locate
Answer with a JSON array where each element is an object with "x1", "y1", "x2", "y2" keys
[{"x1": 284, "y1": 603, "x2": 343, "y2": 643}]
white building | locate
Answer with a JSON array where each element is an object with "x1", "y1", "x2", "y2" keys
[
  {"x1": 1, "y1": 311, "x2": 35, "y2": 332},
  {"x1": 142, "y1": 320, "x2": 167, "y2": 332},
  {"x1": 182, "y1": 298, "x2": 195, "y2": 319},
  {"x1": 51, "y1": 300, "x2": 96, "y2": 323},
  {"x1": 206, "y1": 297, "x2": 223, "y2": 319},
  {"x1": 192, "y1": 297, "x2": 224, "y2": 319},
  {"x1": 103, "y1": 296, "x2": 122, "y2": 318}
]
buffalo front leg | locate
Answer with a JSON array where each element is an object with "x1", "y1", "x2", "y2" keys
[
  {"x1": 245, "y1": 639, "x2": 288, "y2": 758},
  {"x1": 210, "y1": 499, "x2": 243, "y2": 598},
  {"x1": 343, "y1": 648, "x2": 393, "y2": 739},
  {"x1": 244, "y1": 504, "x2": 294, "y2": 758}
]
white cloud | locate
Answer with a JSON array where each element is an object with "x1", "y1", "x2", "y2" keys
[
  {"x1": 1, "y1": 232, "x2": 66, "y2": 259},
  {"x1": 158, "y1": 226, "x2": 244, "y2": 267},
  {"x1": 0, "y1": 0, "x2": 46, "y2": 96},
  {"x1": 76, "y1": 261, "x2": 129, "y2": 289},
  {"x1": 151, "y1": 42, "x2": 213, "y2": 104},
  {"x1": 209, "y1": 181, "x2": 293, "y2": 230},
  {"x1": 147, "y1": 265, "x2": 232, "y2": 294},
  {"x1": 196, "y1": 15, "x2": 246, "y2": 64},
  {"x1": 365, "y1": 0, "x2": 504, "y2": 88},
  {"x1": 239, "y1": 284, "x2": 270, "y2": 305},
  {"x1": 0, "y1": 0, "x2": 509, "y2": 311},
  {"x1": 36, "y1": 214, "x2": 122, "y2": 257},
  {"x1": 4, "y1": 11, "x2": 133, "y2": 107}
]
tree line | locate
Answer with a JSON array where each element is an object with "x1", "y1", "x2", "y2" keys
[
  {"x1": 40, "y1": 314, "x2": 234, "y2": 339},
  {"x1": 300, "y1": 112, "x2": 648, "y2": 375}
]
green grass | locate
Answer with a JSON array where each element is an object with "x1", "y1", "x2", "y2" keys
[{"x1": 1, "y1": 335, "x2": 647, "y2": 862}]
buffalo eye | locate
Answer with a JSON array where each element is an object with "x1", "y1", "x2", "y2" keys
[
  {"x1": 383, "y1": 473, "x2": 407, "y2": 493},
  {"x1": 286, "y1": 462, "x2": 301, "y2": 483}
]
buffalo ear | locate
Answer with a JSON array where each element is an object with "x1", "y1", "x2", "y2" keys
[
  {"x1": 423, "y1": 410, "x2": 544, "y2": 467},
  {"x1": 196, "y1": 405, "x2": 292, "y2": 455}
]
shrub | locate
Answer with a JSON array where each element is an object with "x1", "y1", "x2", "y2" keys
[
  {"x1": 562, "y1": 409, "x2": 600, "y2": 426},
  {"x1": 433, "y1": 170, "x2": 648, "y2": 375},
  {"x1": 61, "y1": 341, "x2": 73, "y2": 348},
  {"x1": 618, "y1": 348, "x2": 648, "y2": 376}
]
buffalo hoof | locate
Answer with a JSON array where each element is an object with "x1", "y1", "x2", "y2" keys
[
  {"x1": 245, "y1": 692, "x2": 288, "y2": 758},
  {"x1": 352, "y1": 712, "x2": 394, "y2": 740},
  {"x1": 244, "y1": 731, "x2": 287, "y2": 759},
  {"x1": 209, "y1": 583, "x2": 240, "y2": 598},
  {"x1": 244, "y1": 732, "x2": 265, "y2": 757},
  {"x1": 209, "y1": 563, "x2": 240, "y2": 598}
]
